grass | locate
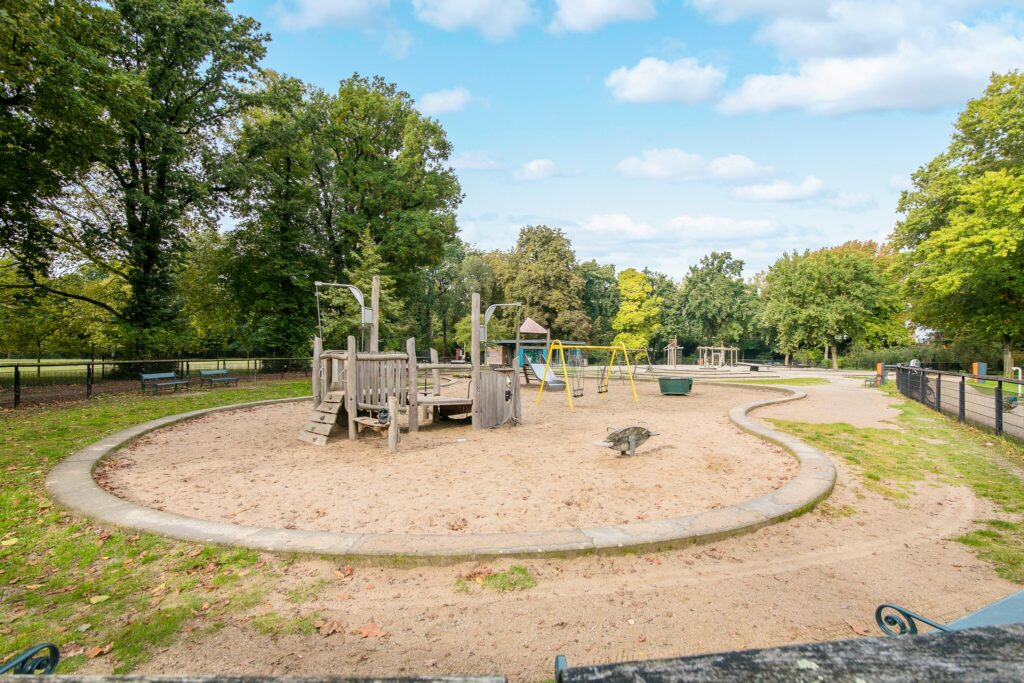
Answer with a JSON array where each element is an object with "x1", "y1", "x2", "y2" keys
[
  {"x1": 249, "y1": 612, "x2": 320, "y2": 638},
  {"x1": 724, "y1": 377, "x2": 831, "y2": 387},
  {"x1": 453, "y1": 566, "x2": 537, "y2": 594},
  {"x1": 0, "y1": 380, "x2": 309, "y2": 672},
  {"x1": 768, "y1": 387, "x2": 1024, "y2": 582}
]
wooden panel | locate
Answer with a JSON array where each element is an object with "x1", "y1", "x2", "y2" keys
[
  {"x1": 297, "y1": 431, "x2": 329, "y2": 446},
  {"x1": 317, "y1": 401, "x2": 344, "y2": 415},
  {"x1": 304, "y1": 423, "x2": 334, "y2": 436},
  {"x1": 307, "y1": 412, "x2": 337, "y2": 424}
]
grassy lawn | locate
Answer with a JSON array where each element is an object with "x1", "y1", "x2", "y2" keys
[
  {"x1": 769, "y1": 387, "x2": 1024, "y2": 583},
  {"x1": 0, "y1": 381, "x2": 309, "y2": 672},
  {"x1": 722, "y1": 377, "x2": 832, "y2": 387}
]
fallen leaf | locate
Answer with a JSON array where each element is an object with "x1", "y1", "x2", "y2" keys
[
  {"x1": 335, "y1": 566, "x2": 354, "y2": 580},
  {"x1": 0, "y1": 539, "x2": 18, "y2": 547},
  {"x1": 85, "y1": 644, "x2": 112, "y2": 659},
  {"x1": 845, "y1": 620, "x2": 871, "y2": 637},
  {"x1": 24, "y1": 584, "x2": 42, "y2": 591},
  {"x1": 187, "y1": 547, "x2": 203, "y2": 558},
  {"x1": 446, "y1": 517, "x2": 468, "y2": 532},
  {"x1": 88, "y1": 595, "x2": 110, "y2": 605},
  {"x1": 315, "y1": 619, "x2": 344, "y2": 637},
  {"x1": 150, "y1": 583, "x2": 166, "y2": 597},
  {"x1": 352, "y1": 622, "x2": 388, "y2": 639}
]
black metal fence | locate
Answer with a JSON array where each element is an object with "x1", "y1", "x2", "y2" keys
[
  {"x1": 895, "y1": 365, "x2": 1024, "y2": 441},
  {"x1": 0, "y1": 358, "x2": 311, "y2": 409}
]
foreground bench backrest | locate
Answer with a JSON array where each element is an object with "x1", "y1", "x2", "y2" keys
[
  {"x1": 0, "y1": 643, "x2": 58, "y2": 675},
  {"x1": 557, "y1": 623, "x2": 1024, "y2": 682},
  {"x1": 877, "y1": 588, "x2": 1024, "y2": 636}
]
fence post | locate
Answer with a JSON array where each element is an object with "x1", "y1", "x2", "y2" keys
[
  {"x1": 86, "y1": 363, "x2": 93, "y2": 399},
  {"x1": 959, "y1": 376, "x2": 966, "y2": 423},
  {"x1": 934, "y1": 372, "x2": 941, "y2": 412},
  {"x1": 996, "y1": 381, "x2": 1004, "y2": 436},
  {"x1": 918, "y1": 370, "x2": 925, "y2": 404},
  {"x1": 13, "y1": 365, "x2": 20, "y2": 409}
]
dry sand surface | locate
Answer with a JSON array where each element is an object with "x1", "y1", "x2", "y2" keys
[
  {"x1": 100, "y1": 382, "x2": 796, "y2": 534},
  {"x1": 81, "y1": 377, "x2": 1018, "y2": 681}
]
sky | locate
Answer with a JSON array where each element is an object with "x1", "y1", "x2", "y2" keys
[{"x1": 230, "y1": 0, "x2": 1024, "y2": 278}]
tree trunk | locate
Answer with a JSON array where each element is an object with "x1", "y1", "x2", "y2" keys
[
  {"x1": 784, "y1": 352, "x2": 790, "y2": 366},
  {"x1": 831, "y1": 344, "x2": 839, "y2": 371},
  {"x1": 1004, "y1": 334, "x2": 1015, "y2": 378}
]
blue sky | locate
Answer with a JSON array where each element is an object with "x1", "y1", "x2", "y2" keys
[{"x1": 231, "y1": 0, "x2": 1024, "y2": 277}]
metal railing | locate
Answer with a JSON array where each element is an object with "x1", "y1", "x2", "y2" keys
[
  {"x1": 894, "y1": 364, "x2": 1024, "y2": 440},
  {"x1": 0, "y1": 357, "x2": 311, "y2": 409}
]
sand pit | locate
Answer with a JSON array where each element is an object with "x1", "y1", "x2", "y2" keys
[{"x1": 97, "y1": 382, "x2": 798, "y2": 536}]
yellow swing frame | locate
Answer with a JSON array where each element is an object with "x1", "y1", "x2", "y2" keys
[{"x1": 534, "y1": 340, "x2": 639, "y2": 411}]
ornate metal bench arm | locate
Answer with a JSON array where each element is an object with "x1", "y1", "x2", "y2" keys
[
  {"x1": 0, "y1": 643, "x2": 59, "y2": 675},
  {"x1": 875, "y1": 604, "x2": 952, "y2": 637}
]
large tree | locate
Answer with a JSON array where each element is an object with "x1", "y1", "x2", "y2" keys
[
  {"x1": 611, "y1": 268, "x2": 661, "y2": 350},
  {"x1": 580, "y1": 260, "x2": 619, "y2": 346},
  {"x1": 679, "y1": 252, "x2": 755, "y2": 345},
  {"x1": 893, "y1": 71, "x2": 1024, "y2": 375},
  {"x1": 503, "y1": 225, "x2": 589, "y2": 340}
]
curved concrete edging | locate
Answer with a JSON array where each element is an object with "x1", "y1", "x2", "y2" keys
[{"x1": 46, "y1": 388, "x2": 836, "y2": 562}]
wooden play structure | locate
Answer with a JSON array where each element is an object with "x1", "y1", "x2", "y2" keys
[
  {"x1": 299, "y1": 290, "x2": 521, "y2": 446},
  {"x1": 535, "y1": 340, "x2": 639, "y2": 411},
  {"x1": 662, "y1": 337, "x2": 683, "y2": 366},
  {"x1": 697, "y1": 345, "x2": 739, "y2": 368}
]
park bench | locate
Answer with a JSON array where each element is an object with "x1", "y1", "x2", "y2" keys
[
  {"x1": 199, "y1": 368, "x2": 240, "y2": 388},
  {"x1": 139, "y1": 371, "x2": 189, "y2": 394},
  {"x1": 737, "y1": 361, "x2": 762, "y2": 372},
  {"x1": 876, "y1": 589, "x2": 1024, "y2": 636},
  {"x1": 0, "y1": 643, "x2": 59, "y2": 675}
]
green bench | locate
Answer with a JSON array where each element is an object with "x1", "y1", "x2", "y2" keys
[
  {"x1": 877, "y1": 589, "x2": 1024, "y2": 636},
  {"x1": 199, "y1": 368, "x2": 240, "y2": 388},
  {"x1": 139, "y1": 371, "x2": 189, "y2": 394}
]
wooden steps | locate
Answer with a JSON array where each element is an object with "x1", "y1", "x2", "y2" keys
[{"x1": 298, "y1": 391, "x2": 346, "y2": 446}]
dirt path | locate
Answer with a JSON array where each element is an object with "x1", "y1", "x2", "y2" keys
[{"x1": 86, "y1": 378, "x2": 1015, "y2": 681}]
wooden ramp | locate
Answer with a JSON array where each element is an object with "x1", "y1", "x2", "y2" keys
[{"x1": 298, "y1": 391, "x2": 347, "y2": 446}]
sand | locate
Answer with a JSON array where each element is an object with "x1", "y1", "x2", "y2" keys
[
  {"x1": 74, "y1": 377, "x2": 1018, "y2": 681},
  {"x1": 99, "y1": 381, "x2": 796, "y2": 534}
]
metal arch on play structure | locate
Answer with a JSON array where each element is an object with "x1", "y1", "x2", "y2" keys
[{"x1": 534, "y1": 340, "x2": 640, "y2": 411}]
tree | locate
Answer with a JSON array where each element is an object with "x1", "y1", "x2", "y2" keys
[
  {"x1": 503, "y1": 226, "x2": 589, "y2": 340},
  {"x1": 580, "y1": 260, "x2": 619, "y2": 345},
  {"x1": 679, "y1": 252, "x2": 755, "y2": 345},
  {"x1": 760, "y1": 245, "x2": 890, "y2": 369},
  {"x1": 893, "y1": 71, "x2": 1024, "y2": 375},
  {"x1": 612, "y1": 268, "x2": 661, "y2": 350}
]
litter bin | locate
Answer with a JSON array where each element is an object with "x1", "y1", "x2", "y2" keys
[{"x1": 659, "y1": 377, "x2": 693, "y2": 396}]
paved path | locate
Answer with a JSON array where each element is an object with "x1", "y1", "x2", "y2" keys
[{"x1": 46, "y1": 389, "x2": 835, "y2": 560}]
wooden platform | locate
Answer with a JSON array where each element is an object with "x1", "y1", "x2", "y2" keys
[{"x1": 419, "y1": 395, "x2": 474, "y2": 407}]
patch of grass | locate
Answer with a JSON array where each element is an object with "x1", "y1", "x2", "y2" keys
[
  {"x1": 481, "y1": 566, "x2": 536, "y2": 592},
  {"x1": 767, "y1": 388, "x2": 1024, "y2": 582},
  {"x1": 725, "y1": 377, "x2": 831, "y2": 386},
  {"x1": 0, "y1": 381, "x2": 309, "y2": 672},
  {"x1": 452, "y1": 578, "x2": 472, "y2": 594},
  {"x1": 815, "y1": 502, "x2": 857, "y2": 518},
  {"x1": 286, "y1": 579, "x2": 330, "y2": 604},
  {"x1": 249, "y1": 612, "x2": 319, "y2": 638}
]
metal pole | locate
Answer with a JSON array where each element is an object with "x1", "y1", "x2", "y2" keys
[
  {"x1": 996, "y1": 380, "x2": 1004, "y2": 436},
  {"x1": 86, "y1": 363, "x2": 93, "y2": 399},
  {"x1": 959, "y1": 376, "x2": 966, "y2": 423},
  {"x1": 370, "y1": 275, "x2": 380, "y2": 353},
  {"x1": 935, "y1": 371, "x2": 941, "y2": 413}
]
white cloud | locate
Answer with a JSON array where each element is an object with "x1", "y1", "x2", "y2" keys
[
  {"x1": 275, "y1": 0, "x2": 388, "y2": 30},
  {"x1": 452, "y1": 151, "x2": 502, "y2": 171},
  {"x1": 687, "y1": 0, "x2": 825, "y2": 23},
  {"x1": 581, "y1": 213, "x2": 656, "y2": 238},
  {"x1": 733, "y1": 176, "x2": 825, "y2": 201},
  {"x1": 832, "y1": 191, "x2": 877, "y2": 211},
  {"x1": 605, "y1": 57, "x2": 726, "y2": 104},
  {"x1": 515, "y1": 159, "x2": 559, "y2": 180},
  {"x1": 418, "y1": 87, "x2": 472, "y2": 115},
  {"x1": 616, "y1": 148, "x2": 770, "y2": 182},
  {"x1": 412, "y1": 0, "x2": 533, "y2": 39},
  {"x1": 715, "y1": 3, "x2": 1024, "y2": 114},
  {"x1": 550, "y1": 0, "x2": 655, "y2": 32}
]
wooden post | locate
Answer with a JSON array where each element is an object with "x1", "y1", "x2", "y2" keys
[
  {"x1": 370, "y1": 275, "x2": 380, "y2": 353},
  {"x1": 346, "y1": 335, "x2": 358, "y2": 440},
  {"x1": 406, "y1": 337, "x2": 418, "y2": 433},
  {"x1": 430, "y1": 347, "x2": 441, "y2": 422},
  {"x1": 387, "y1": 395, "x2": 399, "y2": 452},
  {"x1": 312, "y1": 336, "x2": 322, "y2": 406},
  {"x1": 471, "y1": 292, "x2": 481, "y2": 430}
]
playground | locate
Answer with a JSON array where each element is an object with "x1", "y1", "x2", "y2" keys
[{"x1": 96, "y1": 381, "x2": 797, "y2": 537}]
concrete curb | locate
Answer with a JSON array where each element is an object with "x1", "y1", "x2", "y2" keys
[{"x1": 46, "y1": 388, "x2": 835, "y2": 561}]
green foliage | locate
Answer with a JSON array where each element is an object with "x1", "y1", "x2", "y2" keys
[
  {"x1": 480, "y1": 566, "x2": 537, "y2": 592},
  {"x1": 893, "y1": 71, "x2": 1024, "y2": 375},
  {"x1": 611, "y1": 268, "x2": 661, "y2": 349},
  {"x1": 503, "y1": 226, "x2": 589, "y2": 340},
  {"x1": 580, "y1": 260, "x2": 619, "y2": 345},
  {"x1": 679, "y1": 252, "x2": 754, "y2": 345}
]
